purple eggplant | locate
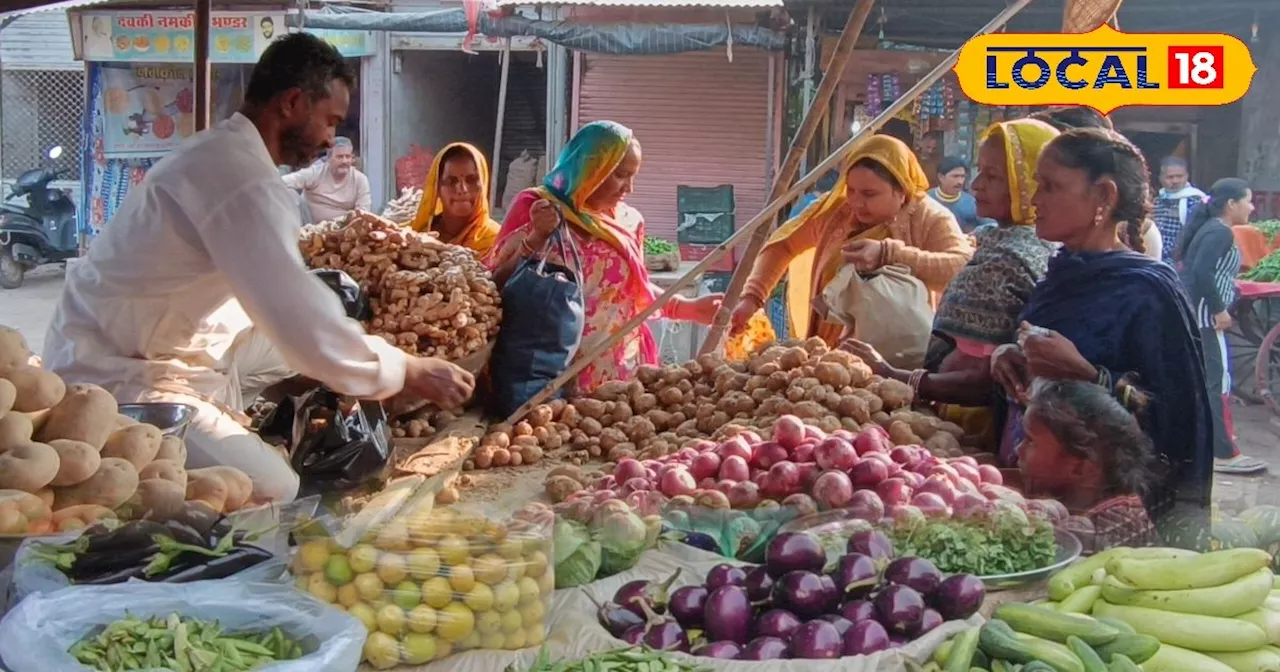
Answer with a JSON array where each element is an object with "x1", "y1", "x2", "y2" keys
[
  {"x1": 741, "y1": 636, "x2": 790, "y2": 660},
  {"x1": 884, "y1": 556, "x2": 942, "y2": 596},
  {"x1": 818, "y1": 574, "x2": 840, "y2": 614},
  {"x1": 706, "y1": 563, "x2": 748, "y2": 591},
  {"x1": 874, "y1": 584, "x2": 926, "y2": 634},
  {"x1": 840, "y1": 599, "x2": 875, "y2": 623},
  {"x1": 789, "y1": 620, "x2": 843, "y2": 660},
  {"x1": 668, "y1": 585, "x2": 709, "y2": 629},
  {"x1": 830, "y1": 553, "x2": 879, "y2": 598},
  {"x1": 846, "y1": 529, "x2": 894, "y2": 563},
  {"x1": 888, "y1": 634, "x2": 908, "y2": 648},
  {"x1": 843, "y1": 619, "x2": 891, "y2": 655},
  {"x1": 818, "y1": 614, "x2": 854, "y2": 637},
  {"x1": 765, "y1": 532, "x2": 826, "y2": 578},
  {"x1": 704, "y1": 585, "x2": 753, "y2": 645},
  {"x1": 931, "y1": 573, "x2": 986, "y2": 620},
  {"x1": 621, "y1": 625, "x2": 646, "y2": 645},
  {"x1": 585, "y1": 591, "x2": 646, "y2": 637},
  {"x1": 914, "y1": 608, "x2": 943, "y2": 637},
  {"x1": 744, "y1": 566, "x2": 775, "y2": 602},
  {"x1": 614, "y1": 568, "x2": 682, "y2": 618},
  {"x1": 694, "y1": 641, "x2": 742, "y2": 660},
  {"x1": 771, "y1": 570, "x2": 830, "y2": 619},
  {"x1": 754, "y1": 609, "x2": 801, "y2": 640},
  {"x1": 643, "y1": 621, "x2": 691, "y2": 652}
]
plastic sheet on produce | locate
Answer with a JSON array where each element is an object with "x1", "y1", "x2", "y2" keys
[
  {"x1": 0, "y1": 581, "x2": 366, "y2": 672},
  {"x1": 377, "y1": 543, "x2": 983, "y2": 672}
]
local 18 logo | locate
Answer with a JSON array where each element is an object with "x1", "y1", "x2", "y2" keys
[{"x1": 954, "y1": 24, "x2": 1257, "y2": 114}]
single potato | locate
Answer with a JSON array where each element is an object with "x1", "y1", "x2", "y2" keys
[
  {"x1": 0, "y1": 442, "x2": 61, "y2": 492},
  {"x1": 47, "y1": 439, "x2": 102, "y2": 487},
  {"x1": 4, "y1": 366, "x2": 66, "y2": 413}
]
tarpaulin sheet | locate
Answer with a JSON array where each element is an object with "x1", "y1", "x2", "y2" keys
[{"x1": 294, "y1": 7, "x2": 787, "y2": 54}]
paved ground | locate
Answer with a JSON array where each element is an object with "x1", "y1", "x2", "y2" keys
[{"x1": 2, "y1": 268, "x2": 1278, "y2": 512}]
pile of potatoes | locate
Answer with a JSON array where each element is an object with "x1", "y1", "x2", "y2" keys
[
  {"x1": 464, "y1": 338, "x2": 969, "y2": 471},
  {"x1": 299, "y1": 211, "x2": 502, "y2": 360},
  {"x1": 0, "y1": 327, "x2": 254, "y2": 534}
]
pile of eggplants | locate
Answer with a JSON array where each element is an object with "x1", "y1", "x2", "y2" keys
[
  {"x1": 32, "y1": 506, "x2": 275, "y2": 585},
  {"x1": 589, "y1": 530, "x2": 986, "y2": 661}
]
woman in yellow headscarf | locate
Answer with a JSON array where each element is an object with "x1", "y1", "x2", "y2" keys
[
  {"x1": 731, "y1": 135, "x2": 972, "y2": 346},
  {"x1": 407, "y1": 143, "x2": 501, "y2": 255},
  {"x1": 842, "y1": 119, "x2": 1061, "y2": 452}
]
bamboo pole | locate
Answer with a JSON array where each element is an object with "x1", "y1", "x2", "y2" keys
[
  {"x1": 194, "y1": 0, "x2": 211, "y2": 131},
  {"x1": 698, "y1": 0, "x2": 876, "y2": 357},
  {"x1": 501, "y1": 0, "x2": 1035, "y2": 426},
  {"x1": 490, "y1": 39, "x2": 512, "y2": 209}
]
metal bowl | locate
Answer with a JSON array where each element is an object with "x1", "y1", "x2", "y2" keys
[
  {"x1": 979, "y1": 528, "x2": 1083, "y2": 591},
  {"x1": 116, "y1": 403, "x2": 198, "y2": 438}
]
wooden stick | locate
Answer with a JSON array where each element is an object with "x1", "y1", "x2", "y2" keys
[
  {"x1": 490, "y1": 39, "x2": 512, "y2": 209},
  {"x1": 502, "y1": 0, "x2": 1035, "y2": 426},
  {"x1": 698, "y1": 0, "x2": 876, "y2": 357}
]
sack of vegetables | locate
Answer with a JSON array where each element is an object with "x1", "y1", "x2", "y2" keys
[
  {"x1": 289, "y1": 502, "x2": 555, "y2": 669},
  {"x1": 0, "y1": 580, "x2": 366, "y2": 671}
]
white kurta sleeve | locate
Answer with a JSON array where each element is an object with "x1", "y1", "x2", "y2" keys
[
  {"x1": 189, "y1": 181, "x2": 407, "y2": 400},
  {"x1": 355, "y1": 173, "x2": 373, "y2": 212},
  {"x1": 281, "y1": 163, "x2": 323, "y2": 191}
]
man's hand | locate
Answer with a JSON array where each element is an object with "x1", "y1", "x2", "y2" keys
[
  {"x1": 404, "y1": 357, "x2": 475, "y2": 410},
  {"x1": 1214, "y1": 310, "x2": 1232, "y2": 332}
]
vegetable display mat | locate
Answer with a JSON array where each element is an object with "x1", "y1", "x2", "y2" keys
[{"x1": 371, "y1": 543, "x2": 983, "y2": 671}]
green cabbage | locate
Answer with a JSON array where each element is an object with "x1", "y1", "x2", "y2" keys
[
  {"x1": 554, "y1": 518, "x2": 601, "y2": 588},
  {"x1": 597, "y1": 509, "x2": 648, "y2": 578}
]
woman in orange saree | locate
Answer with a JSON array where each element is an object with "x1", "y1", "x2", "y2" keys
[{"x1": 406, "y1": 142, "x2": 501, "y2": 256}]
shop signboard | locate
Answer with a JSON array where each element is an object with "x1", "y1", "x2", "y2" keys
[
  {"x1": 99, "y1": 63, "x2": 244, "y2": 158},
  {"x1": 308, "y1": 29, "x2": 377, "y2": 58},
  {"x1": 80, "y1": 11, "x2": 286, "y2": 63}
]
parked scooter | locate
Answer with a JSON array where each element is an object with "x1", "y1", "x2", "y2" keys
[{"x1": 0, "y1": 146, "x2": 79, "y2": 289}]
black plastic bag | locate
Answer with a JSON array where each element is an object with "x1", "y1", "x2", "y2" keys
[
  {"x1": 311, "y1": 268, "x2": 371, "y2": 322},
  {"x1": 258, "y1": 388, "x2": 392, "y2": 497}
]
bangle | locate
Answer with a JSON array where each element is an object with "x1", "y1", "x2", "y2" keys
[
  {"x1": 908, "y1": 368, "x2": 927, "y2": 404},
  {"x1": 879, "y1": 240, "x2": 891, "y2": 267},
  {"x1": 519, "y1": 234, "x2": 539, "y2": 257},
  {"x1": 1095, "y1": 365, "x2": 1113, "y2": 391}
]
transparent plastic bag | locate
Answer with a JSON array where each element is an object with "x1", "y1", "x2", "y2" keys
[
  {"x1": 0, "y1": 489, "x2": 54, "y2": 535},
  {"x1": 0, "y1": 581, "x2": 366, "y2": 672},
  {"x1": 289, "y1": 500, "x2": 554, "y2": 668}
]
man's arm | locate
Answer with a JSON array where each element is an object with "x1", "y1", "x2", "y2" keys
[
  {"x1": 186, "y1": 181, "x2": 406, "y2": 399},
  {"x1": 355, "y1": 172, "x2": 373, "y2": 212},
  {"x1": 281, "y1": 162, "x2": 324, "y2": 191}
]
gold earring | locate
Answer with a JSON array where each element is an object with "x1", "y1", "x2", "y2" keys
[{"x1": 1093, "y1": 208, "x2": 1104, "y2": 227}]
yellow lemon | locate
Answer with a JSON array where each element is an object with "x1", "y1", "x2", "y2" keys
[
  {"x1": 348, "y1": 603, "x2": 377, "y2": 633},
  {"x1": 376, "y1": 553, "x2": 408, "y2": 585},
  {"x1": 525, "y1": 550, "x2": 549, "y2": 579},
  {"x1": 296, "y1": 540, "x2": 330, "y2": 573},
  {"x1": 336, "y1": 583, "x2": 361, "y2": 608},
  {"x1": 448, "y1": 564, "x2": 476, "y2": 594},
  {"x1": 401, "y1": 633, "x2": 438, "y2": 664},
  {"x1": 363, "y1": 632, "x2": 400, "y2": 670},
  {"x1": 516, "y1": 577, "x2": 541, "y2": 606},
  {"x1": 306, "y1": 573, "x2": 337, "y2": 603},
  {"x1": 408, "y1": 604, "x2": 437, "y2": 634},
  {"x1": 436, "y1": 639, "x2": 453, "y2": 659},
  {"x1": 500, "y1": 609, "x2": 523, "y2": 634},
  {"x1": 324, "y1": 555, "x2": 354, "y2": 586},
  {"x1": 459, "y1": 630, "x2": 481, "y2": 650},
  {"x1": 536, "y1": 569, "x2": 555, "y2": 595},
  {"x1": 353, "y1": 573, "x2": 385, "y2": 602},
  {"x1": 436, "y1": 602, "x2": 475, "y2": 642},
  {"x1": 421, "y1": 577, "x2": 453, "y2": 609},
  {"x1": 480, "y1": 631, "x2": 505, "y2": 650},
  {"x1": 472, "y1": 553, "x2": 508, "y2": 585},
  {"x1": 476, "y1": 610, "x2": 502, "y2": 635},
  {"x1": 349, "y1": 544, "x2": 379, "y2": 574},
  {"x1": 525, "y1": 623, "x2": 545, "y2": 647},
  {"x1": 375, "y1": 604, "x2": 406, "y2": 636},
  {"x1": 436, "y1": 534, "x2": 471, "y2": 566},
  {"x1": 392, "y1": 580, "x2": 422, "y2": 610},
  {"x1": 407, "y1": 514, "x2": 445, "y2": 546},
  {"x1": 496, "y1": 537, "x2": 524, "y2": 561},
  {"x1": 504, "y1": 626, "x2": 527, "y2": 650},
  {"x1": 506, "y1": 560, "x2": 527, "y2": 582},
  {"x1": 463, "y1": 583, "x2": 494, "y2": 612},
  {"x1": 374, "y1": 521, "x2": 411, "y2": 551},
  {"x1": 520, "y1": 600, "x2": 545, "y2": 625},
  {"x1": 406, "y1": 548, "x2": 441, "y2": 580},
  {"x1": 492, "y1": 581, "x2": 519, "y2": 613}
]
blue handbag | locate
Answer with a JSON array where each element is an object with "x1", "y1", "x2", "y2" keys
[{"x1": 488, "y1": 226, "x2": 585, "y2": 417}]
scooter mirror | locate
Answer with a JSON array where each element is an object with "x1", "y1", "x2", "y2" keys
[{"x1": 47, "y1": 146, "x2": 63, "y2": 160}]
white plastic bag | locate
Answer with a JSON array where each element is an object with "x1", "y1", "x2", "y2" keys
[
  {"x1": 0, "y1": 581, "x2": 366, "y2": 672},
  {"x1": 822, "y1": 263, "x2": 933, "y2": 370}
]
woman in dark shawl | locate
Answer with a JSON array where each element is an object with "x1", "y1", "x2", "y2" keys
[{"x1": 992, "y1": 128, "x2": 1213, "y2": 540}]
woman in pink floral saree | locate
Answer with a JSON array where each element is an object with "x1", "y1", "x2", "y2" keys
[{"x1": 487, "y1": 121, "x2": 722, "y2": 393}]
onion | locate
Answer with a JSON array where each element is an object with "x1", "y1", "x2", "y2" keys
[
  {"x1": 889, "y1": 446, "x2": 917, "y2": 465},
  {"x1": 762, "y1": 461, "x2": 801, "y2": 500},
  {"x1": 812, "y1": 471, "x2": 854, "y2": 509},
  {"x1": 728, "y1": 481, "x2": 763, "y2": 509},
  {"x1": 853, "y1": 427, "x2": 892, "y2": 455},
  {"x1": 804, "y1": 425, "x2": 828, "y2": 442},
  {"x1": 916, "y1": 475, "x2": 958, "y2": 506},
  {"x1": 900, "y1": 471, "x2": 926, "y2": 489},
  {"x1": 950, "y1": 460, "x2": 983, "y2": 486},
  {"x1": 875, "y1": 477, "x2": 912, "y2": 506},
  {"x1": 697, "y1": 477, "x2": 717, "y2": 490},
  {"x1": 782, "y1": 493, "x2": 819, "y2": 517},
  {"x1": 952, "y1": 492, "x2": 993, "y2": 521},
  {"x1": 795, "y1": 462, "x2": 822, "y2": 490},
  {"x1": 614, "y1": 459, "x2": 646, "y2": 483},
  {"x1": 691, "y1": 452, "x2": 722, "y2": 481},
  {"x1": 845, "y1": 489, "x2": 885, "y2": 522},
  {"x1": 676, "y1": 446, "x2": 701, "y2": 461},
  {"x1": 849, "y1": 458, "x2": 889, "y2": 489},
  {"x1": 773, "y1": 415, "x2": 808, "y2": 451},
  {"x1": 911, "y1": 492, "x2": 951, "y2": 518},
  {"x1": 751, "y1": 442, "x2": 790, "y2": 470},
  {"x1": 719, "y1": 455, "x2": 750, "y2": 482},
  {"x1": 660, "y1": 468, "x2": 697, "y2": 497},
  {"x1": 694, "y1": 489, "x2": 731, "y2": 509},
  {"x1": 791, "y1": 442, "x2": 816, "y2": 463},
  {"x1": 978, "y1": 464, "x2": 1004, "y2": 484},
  {"x1": 718, "y1": 436, "x2": 753, "y2": 462},
  {"x1": 592, "y1": 489, "x2": 618, "y2": 504},
  {"x1": 814, "y1": 437, "x2": 858, "y2": 472}
]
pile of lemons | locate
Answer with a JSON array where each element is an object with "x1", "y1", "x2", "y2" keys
[{"x1": 290, "y1": 508, "x2": 554, "y2": 669}]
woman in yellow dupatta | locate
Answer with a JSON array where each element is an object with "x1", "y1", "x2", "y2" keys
[
  {"x1": 732, "y1": 135, "x2": 972, "y2": 345},
  {"x1": 406, "y1": 143, "x2": 501, "y2": 255},
  {"x1": 842, "y1": 119, "x2": 1060, "y2": 454}
]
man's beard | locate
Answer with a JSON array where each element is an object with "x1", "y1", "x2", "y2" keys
[{"x1": 280, "y1": 124, "x2": 317, "y2": 168}]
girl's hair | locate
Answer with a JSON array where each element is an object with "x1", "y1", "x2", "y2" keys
[
  {"x1": 1175, "y1": 177, "x2": 1251, "y2": 262},
  {"x1": 850, "y1": 157, "x2": 903, "y2": 192},
  {"x1": 1044, "y1": 128, "x2": 1152, "y2": 254},
  {"x1": 1028, "y1": 107, "x2": 1113, "y2": 132},
  {"x1": 1026, "y1": 377, "x2": 1154, "y2": 497},
  {"x1": 438, "y1": 145, "x2": 474, "y2": 172}
]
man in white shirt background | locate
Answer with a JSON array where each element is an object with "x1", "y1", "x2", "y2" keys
[
  {"x1": 44, "y1": 33, "x2": 473, "y2": 504},
  {"x1": 282, "y1": 135, "x2": 371, "y2": 223}
]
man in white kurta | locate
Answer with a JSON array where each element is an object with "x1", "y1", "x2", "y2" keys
[{"x1": 44, "y1": 34, "x2": 472, "y2": 503}]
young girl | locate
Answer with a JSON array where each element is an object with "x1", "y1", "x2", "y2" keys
[{"x1": 1018, "y1": 377, "x2": 1160, "y2": 552}]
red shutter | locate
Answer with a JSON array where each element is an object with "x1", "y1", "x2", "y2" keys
[{"x1": 576, "y1": 50, "x2": 774, "y2": 243}]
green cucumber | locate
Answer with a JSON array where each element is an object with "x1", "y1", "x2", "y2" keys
[
  {"x1": 1067, "y1": 635, "x2": 1108, "y2": 672},
  {"x1": 1106, "y1": 548, "x2": 1272, "y2": 591},
  {"x1": 1106, "y1": 653, "x2": 1142, "y2": 672},
  {"x1": 935, "y1": 639, "x2": 955, "y2": 664},
  {"x1": 1059, "y1": 586, "x2": 1104, "y2": 614},
  {"x1": 1234, "y1": 608, "x2": 1280, "y2": 645},
  {"x1": 1139, "y1": 643, "x2": 1237, "y2": 672},
  {"x1": 1021, "y1": 663, "x2": 1060, "y2": 672},
  {"x1": 995, "y1": 603, "x2": 1120, "y2": 646},
  {"x1": 1092, "y1": 601, "x2": 1268, "y2": 652},
  {"x1": 947, "y1": 627, "x2": 982, "y2": 672},
  {"x1": 979, "y1": 620, "x2": 1085, "y2": 672},
  {"x1": 1092, "y1": 633, "x2": 1161, "y2": 664},
  {"x1": 1094, "y1": 617, "x2": 1136, "y2": 635},
  {"x1": 992, "y1": 661, "x2": 1013, "y2": 672},
  {"x1": 1206, "y1": 647, "x2": 1280, "y2": 672},
  {"x1": 1100, "y1": 568, "x2": 1273, "y2": 618},
  {"x1": 1049, "y1": 548, "x2": 1134, "y2": 601}
]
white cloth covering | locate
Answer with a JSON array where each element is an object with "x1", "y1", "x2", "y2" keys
[{"x1": 44, "y1": 112, "x2": 407, "y2": 503}]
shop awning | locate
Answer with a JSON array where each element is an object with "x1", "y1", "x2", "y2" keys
[{"x1": 296, "y1": 5, "x2": 787, "y2": 54}]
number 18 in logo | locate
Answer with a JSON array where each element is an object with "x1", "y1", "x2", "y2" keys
[{"x1": 1168, "y1": 46, "x2": 1224, "y2": 89}]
